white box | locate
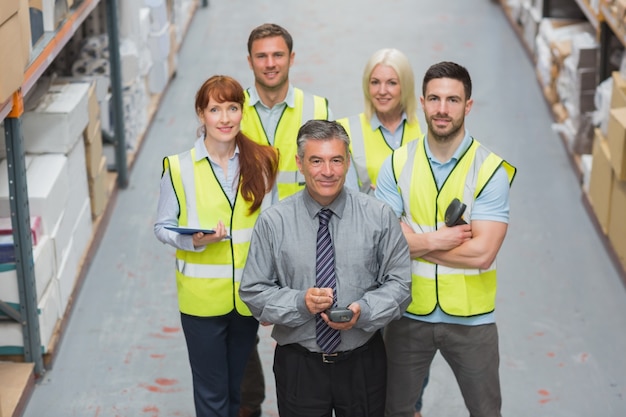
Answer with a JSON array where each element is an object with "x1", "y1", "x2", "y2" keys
[
  {"x1": 148, "y1": 59, "x2": 168, "y2": 94},
  {"x1": 56, "y1": 197, "x2": 92, "y2": 310},
  {"x1": 143, "y1": 0, "x2": 168, "y2": 32},
  {"x1": 120, "y1": 39, "x2": 140, "y2": 86},
  {"x1": 139, "y1": 7, "x2": 151, "y2": 43},
  {"x1": 51, "y1": 140, "x2": 90, "y2": 266},
  {"x1": 100, "y1": 92, "x2": 113, "y2": 134},
  {"x1": 42, "y1": 0, "x2": 68, "y2": 32},
  {"x1": 0, "y1": 154, "x2": 69, "y2": 235},
  {"x1": 21, "y1": 82, "x2": 91, "y2": 154},
  {"x1": 0, "y1": 235, "x2": 57, "y2": 304},
  {"x1": 149, "y1": 22, "x2": 170, "y2": 61},
  {"x1": 48, "y1": 75, "x2": 110, "y2": 107},
  {"x1": 72, "y1": 197, "x2": 93, "y2": 265},
  {"x1": 0, "y1": 275, "x2": 61, "y2": 354},
  {"x1": 55, "y1": 236, "x2": 78, "y2": 311},
  {"x1": 119, "y1": 0, "x2": 142, "y2": 41}
]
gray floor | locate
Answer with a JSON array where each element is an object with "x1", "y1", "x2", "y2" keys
[{"x1": 21, "y1": 1, "x2": 626, "y2": 416}]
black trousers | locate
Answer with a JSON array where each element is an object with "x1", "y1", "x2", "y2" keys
[{"x1": 273, "y1": 331, "x2": 386, "y2": 417}]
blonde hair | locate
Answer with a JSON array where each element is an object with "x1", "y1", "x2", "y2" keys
[{"x1": 362, "y1": 48, "x2": 418, "y2": 124}]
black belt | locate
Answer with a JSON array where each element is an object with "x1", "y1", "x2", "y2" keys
[{"x1": 284, "y1": 332, "x2": 379, "y2": 364}]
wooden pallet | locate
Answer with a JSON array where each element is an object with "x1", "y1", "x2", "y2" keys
[{"x1": 0, "y1": 362, "x2": 34, "y2": 417}]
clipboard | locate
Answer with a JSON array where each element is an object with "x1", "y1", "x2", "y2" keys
[{"x1": 164, "y1": 226, "x2": 216, "y2": 235}]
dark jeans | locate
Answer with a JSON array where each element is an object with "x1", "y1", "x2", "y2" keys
[{"x1": 181, "y1": 312, "x2": 258, "y2": 417}]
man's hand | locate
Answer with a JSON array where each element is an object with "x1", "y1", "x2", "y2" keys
[
  {"x1": 431, "y1": 224, "x2": 472, "y2": 251},
  {"x1": 401, "y1": 220, "x2": 472, "y2": 258},
  {"x1": 305, "y1": 287, "x2": 335, "y2": 314},
  {"x1": 321, "y1": 303, "x2": 361, "y2": 330}
]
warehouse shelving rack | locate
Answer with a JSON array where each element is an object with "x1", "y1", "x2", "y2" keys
[
  {"x1": 0, "y1": 0, "x2": 128, "y2": 377},
  {"x1": 498, "y1": 0, "x2": 626, "y2": 283}
]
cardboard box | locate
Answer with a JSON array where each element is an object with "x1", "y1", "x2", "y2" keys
[
  {"x1": 84, "y1": 119, "x2": 103, "y2": 178},
  {"x1": 0, "y1": 0, "x2": 20, "y2": 25},
  {"x1": 88, "y1": 156, "x2": 108, "y2": 218},
  {"x1": 608, "y1": 179, "x2": 626, "y2": 272},
  {"x1": 588, "y1": 131, "x2": 614, "y2": 233},
  {"x1": 0, "y1": 13, "x2": 26, "y2": 103},
  {"x1": 21, "y1": 82, "x2": 90, "y2": 154},
  {"x1": 18, "y1": 0, "x2": 32, "y2": 60},
  {"x1": 606, "y1": 107, "x2": 626, "y2": 180},
  {"x1": 551, "y1": 39, "x2": 571, "y2": 66},
  {"x1": 610, "y1": 72, "x2": 626, "y2": 109},
  {"x1": 85, "y1": 81, "x2": 100, "y2": 139},
  {"x1": 615, "y1": 0, "x2": 626, "y2": 22}
]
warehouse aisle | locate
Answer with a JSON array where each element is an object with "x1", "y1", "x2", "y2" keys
[{"x1": 21, "y1": 1, "x2": 626, "y2": 416}]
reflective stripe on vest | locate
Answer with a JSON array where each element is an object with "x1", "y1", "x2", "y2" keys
[
  {"x1": 164, "y1": 148, "x2": 259, "y2": 317},
  {"x1": 241, "y1": 88, "x2": 329, "y2": 199},
  {"x1": 393, "y1": 137, "x2": 516, "y2": 317},
  {"x1": 338, "y1": 113, "x2": 422, "y2": 193}
]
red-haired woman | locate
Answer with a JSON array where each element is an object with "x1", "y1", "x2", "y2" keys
[{"x1": 154, "y1": 75, "x2": 278, "y2": 417}]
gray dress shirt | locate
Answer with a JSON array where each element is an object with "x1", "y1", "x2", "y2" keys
[{"x1": 239, "y1": 187, "x2": 412, "y2": 352}]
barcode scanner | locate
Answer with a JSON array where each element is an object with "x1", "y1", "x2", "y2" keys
[{"x1": 444, "y1": 198, "x2": 467, "y2": 227}]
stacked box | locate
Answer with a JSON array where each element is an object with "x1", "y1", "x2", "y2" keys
[
  {"x1": 607, "y1": 107, "x2": 626, "y2": 181},
  {"x1": 0, "y1": 276, "x2": 61, "y2": 354},
  {"x1": 591, "y1": 74, "x2": 626, "y2": 272},
  {"x1": 88, "y1": 155, "x2": 109, "y2": 218},
  {"x1": 80, "y1": 81, "x2": 108, "y2": 218},
  {"x1": 21, "y1": 82, "x2": 90, "y2": 154},
  {"x1": 588, "y1": 130, "x2": 614, "y2": 233},
  {"x1": 0, "y1": 0, "x2": 30, "y2": 103}
]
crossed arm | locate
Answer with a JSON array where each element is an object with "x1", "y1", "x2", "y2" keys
[{"x1": 401, "y1": 219, "x2": 508, "y2": 270}]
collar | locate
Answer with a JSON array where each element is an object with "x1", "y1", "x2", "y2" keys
[
  {"x1": 369, "y1": 111, "x2": 408, "y2": 132},
  {"x1": 424, "y1": 129, "x2": 471, "y2": 165},
  {"x1": 247, "y1": 84, "x2": 296, "y2": 109},
  {"x1": 194, "y1": 137, "x2": 240, "y2": 162},
  {"x1": 302, "y1": 187, "x2": 348, "y2": 221}
]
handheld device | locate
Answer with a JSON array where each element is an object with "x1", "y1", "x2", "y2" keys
[
  {"x1": 444, "y1": 198, "x2": 467, "y2": 227},
  {"x1": 326, "y1": 307, "x2": 353, "y2": 323}
]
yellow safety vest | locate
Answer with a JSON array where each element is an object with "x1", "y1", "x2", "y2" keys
[
  {"x1": 393, "y1": 137, "x2": 516, "y2": 317},
  {"x1": 164, "y1": 148, "x2": 259, "y2": 317},
  {"x1": 337, "y1": 113, "x2": 422, "y2": 193},
  {"x1": 241, "y1": 88, "x2": 329, "y2": 199}
]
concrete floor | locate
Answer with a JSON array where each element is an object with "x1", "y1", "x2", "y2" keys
[{"x1": 21, "y1": 1, "x2": 626, "y2": 416}]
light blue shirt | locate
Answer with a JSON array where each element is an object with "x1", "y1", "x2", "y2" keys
[
  {"x1": 370, "y1": 112, "x2": 408, "y2": 150},
  {"x1": 154, "y1": 137, "x2": 240, "y2": 252},
  {"x1": 375, "y1": 130, "x2": 511, "y2": 326}
]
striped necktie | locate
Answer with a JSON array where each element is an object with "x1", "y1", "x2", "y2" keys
[{"x1": 315, "y1": 208, "x2": 341, "y2": 353}]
